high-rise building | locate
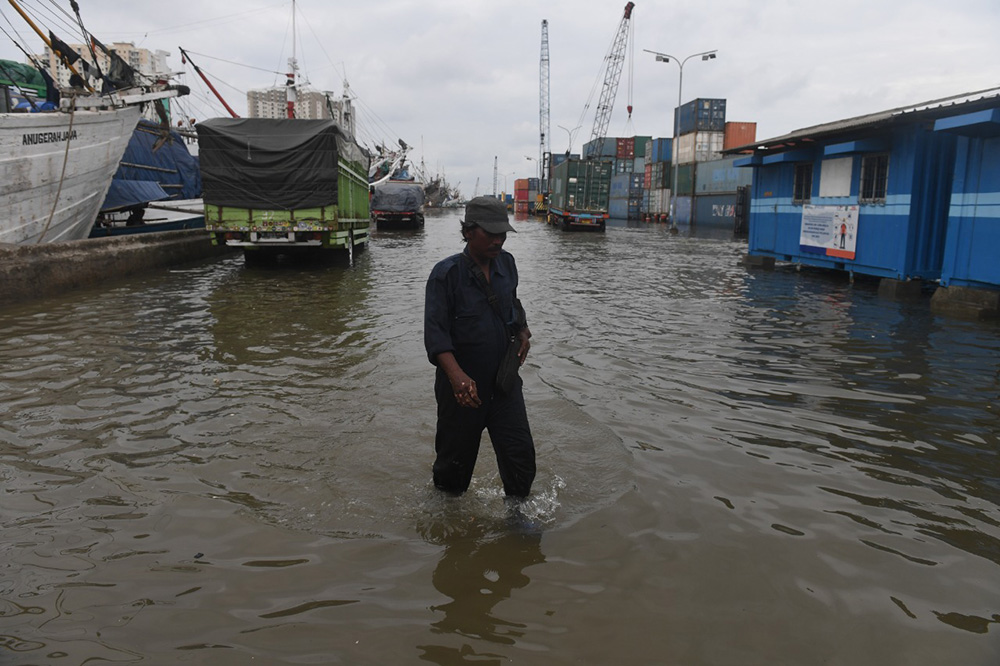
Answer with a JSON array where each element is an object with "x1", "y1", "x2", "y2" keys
[
  {"x1": 37, "y1": 42, "x2": 169, "y2": 88},
  {"x1": 247, "y1": 87, "x2": 355, "y2": 137}
]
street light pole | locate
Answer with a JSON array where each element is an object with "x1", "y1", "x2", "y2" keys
[
  {"x1": 644, "y1": 48, "x2": 717, "y2": 232},
  {"x1": 525, "y1": 155, "x2": 538, "y2": 182},
  {"x1": 557, "y1": 124, "x2": 582, "y2": 155}
]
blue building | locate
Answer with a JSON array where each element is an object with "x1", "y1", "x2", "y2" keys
[{"x1": 729, "y1": 89, "x2": 1000, "y2": 317}]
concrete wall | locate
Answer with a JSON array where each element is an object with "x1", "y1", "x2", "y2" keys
[{"x1": 0, "y1": 230, "x2": 233, "y2": 308}]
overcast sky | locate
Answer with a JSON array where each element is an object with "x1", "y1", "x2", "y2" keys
[{"x1": 3, "y1": 0, "x2": 999, "y2": 199}]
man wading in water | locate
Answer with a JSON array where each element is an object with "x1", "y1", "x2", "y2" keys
[{"x1": 424, "y1": 196, "x2": 536, "y2": 499}]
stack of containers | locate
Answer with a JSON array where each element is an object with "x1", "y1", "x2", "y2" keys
[
  {"x1": 609, "y1": 171, "x2": 644, "y2": 220},
  {"x1": 576, "y1": 136, "x2": 653, "y2": 220},
  {"x1": 513, "y1": 178, "x2": 542, "y2": 214},
  {"x1": 641, "y1": 137, "x2": 672, "y2": 221},
  {"x1": 597, "y1": 135, "x2": 649, "y2": 219},
  {"x1": 514, "y1": 178, "x2": 531, "y2": 214},
  {"x1": 671, "y1": 98, "x2": 726, "y2": 225},
  {"x1": 690, "y1": 121, "x2": 757, "y2": 227},
  {"x1": 527, "y1": 177, "x2": 540, "y2": 214}
]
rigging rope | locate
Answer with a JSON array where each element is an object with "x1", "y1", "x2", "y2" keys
[{"x1": 36, "y1": 95, "x2": 76, "y2": 244}]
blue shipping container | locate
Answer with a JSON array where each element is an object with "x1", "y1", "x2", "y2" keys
[
  {"x1": 648, "y1": 138, "x2": 672, "y2": 164},
  {"x1": 673, "y1": 195, "x2": 693, "y2": 225},
  {"x1": 694, "y1": 193, "x2": 738, "y2": 227},
  {"x1": 609, "y1": 198, "x2": 642, "y2": 220},
  {"x1": 583, "y1": 137, "x2": 617, "y2": 158},
  {"x1": 610, "y1": 173, "x2": 644, "y2": 198},
  {"x1": 695, "y1": 157, "x2": 754, "y2": 194},
  {"x1": 675, "y1": 98, "x2": 727, "y2": 135}
]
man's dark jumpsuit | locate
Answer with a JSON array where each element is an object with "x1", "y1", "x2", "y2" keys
[{"x1": 424, "y1": 248, "x2": 536, "y2": 497}]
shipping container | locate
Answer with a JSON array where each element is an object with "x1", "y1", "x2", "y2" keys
[
  {"x1": 675, "y1": 131, "x2": 725, "y2": 165},
  {"x1": 527, "y1": 178, "x2": 540, "y2": 191},
  {"x1": 633, "y1": 156, "x2": 645, "y2": 175},
  {"x1": 616, "y1": 137, "x2": 635, "y2": 159},
  {"x1": 643, "y1": 162, "x2": 652, "y2": 189},
  {"x1": 609, "y1": 198, "x2": 641, "y2": 220},
  {"x1": 695, "y1": 156, "x2": 754, "y2": 194},
  {"x1": 723, "y1": 121, "x2": 757, "y2": 150},
  {"x1": 672, "y1": 163, "x2": 697, "y2": 196},
  {"x1": 632, "y1": 136, "x2": 652, "y2": 158},
  {"x1": 674, "y1": 98, "x2": 726, "y2": 135},
  {"x1": 648, "y1": 188, "x2": 671, "y2": 215},
  {"x1": 673, "y1": 195, "x2": 693, "y2": 225},
  {"x1": 647, "y1": 138, "x2": 672, "y2": 164},
  {"x1": 548, "y1": 157, "x2": 613, "y2": 230},
  {"x1": 610, "y1": 172, "x2": 644, "y2": 198},
  {"x1": 650, "y1": 162, "x2": 670, "y2": 189},
  {"x1": 615, "y1": 158, "x2": 634, "y2": 175},
  {"x1": 514, "y1": 178, "x2": 530, "y2": 191},
  {"x1": 582, "y1": 137, "x2": 617, "y2": 159},
  {"x1": 694, "y1": 193, "x2": 738, "y2": 227}
]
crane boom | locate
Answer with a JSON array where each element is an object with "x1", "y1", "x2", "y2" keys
[
  {"x1": 539, "y1": 19, "x2": 550, "y2": 185},
  {"x1": 586, "y1": 2, "x2": 634, "y2": 159}
]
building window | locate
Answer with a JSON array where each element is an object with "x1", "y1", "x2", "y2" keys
[
  {"x1": 819, "y1": 157, "x2": 852, "y2": 197},
  {"x1": 793, "y1": 163, "x2": 812, "y2": 203},
  {"x1": 859, "y1": 153, "x2": 889, "y2": 204}
]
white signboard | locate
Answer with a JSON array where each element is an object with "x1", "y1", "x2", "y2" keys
[{"x1": 800, "y1": 204, "x2": 859, "y2": 260}]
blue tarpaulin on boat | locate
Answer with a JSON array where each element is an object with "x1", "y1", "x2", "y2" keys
[
  {"x1": 101, "y1": 119, "x2": 201, "y2": 212},
  {"x1": 102, "y1": 179, "x2": 170, "y2": 211}
]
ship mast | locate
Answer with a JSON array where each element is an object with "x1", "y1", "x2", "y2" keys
[{"x1": 286, "y1": 0, "x2": 297, "y2": 118}]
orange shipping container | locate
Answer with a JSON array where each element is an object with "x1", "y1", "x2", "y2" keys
[{"x1": 723, "y1": 122, "x2": 757, "y2": 151}]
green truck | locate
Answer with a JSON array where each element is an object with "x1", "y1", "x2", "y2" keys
[
  {"x1": 197, "y1": 118, "x2": 370, "y2": 263},
  {"x1": 547, "y1": 157, "x2": 612, "y2": 231}
]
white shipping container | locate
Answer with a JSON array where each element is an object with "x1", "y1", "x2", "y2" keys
[
  {"x1": 649, "y1": 188, "x2": 671, "y2": 215},
  {"x1": 673, "y1": 131, "x2": 725, "y2": 165}
]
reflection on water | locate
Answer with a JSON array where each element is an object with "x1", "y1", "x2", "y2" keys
[
  {"x1": 416, "y1": 512, "x2": 545, "y2": 665},
  {"x1": 1, "y1": 215, "x2": 999, "y2": 664}
]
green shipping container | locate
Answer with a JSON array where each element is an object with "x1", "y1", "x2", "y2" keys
[
  {"x1": 671, "y1": 163, "x2": 697, "y2": 197},
  {"x1": 549, "y1": 159, "x2": 613, "y2": 214},
  {"x1": 632, "y1": 136, "x2": 652, "y2": 158}
]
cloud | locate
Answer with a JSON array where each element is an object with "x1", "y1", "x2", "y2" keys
[{"x1": 3, "y1": 0, "x2": 998, "y2": 199}]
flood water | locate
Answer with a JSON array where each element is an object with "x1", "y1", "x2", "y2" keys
[{"x1": 2, "y1": 211, "x2": 999, "y2": 665}]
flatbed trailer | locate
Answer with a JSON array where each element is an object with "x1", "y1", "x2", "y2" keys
[
  {"x1": 547, "y1": 157, "x2": 612, "y2": 232},
  {"x1": 547, "y1": 206, "x2": 608, "y2": 231}
]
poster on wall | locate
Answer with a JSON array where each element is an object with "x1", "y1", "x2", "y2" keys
[{"x1": 800, "y1": 204, "x2": 859, "y2": 260}]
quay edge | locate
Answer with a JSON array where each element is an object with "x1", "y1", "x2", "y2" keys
[{"x1": 0, "y1": 230, "x2": 234, "y2": 308}]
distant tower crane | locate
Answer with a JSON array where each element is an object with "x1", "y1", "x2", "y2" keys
[
  {"x1": 539, "y1": 19, "x2": 550, "y2": 186},
  {"x1": 493, "y1": 156, "x2": 498, "y2": 197},
  {"x1": 585, "y1": 2, "x2": 635, "y2": 159}
]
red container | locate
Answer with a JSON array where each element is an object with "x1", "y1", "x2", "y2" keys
[
  {"x1": 644, "y1": 162, "x2": 652, "y2": 189},
  {"x1": 723, "y1": 122, "x2": 757, "y2": 150},
  {"x1": 616, "y1": 137, "x2": 635, "y2": 159}
]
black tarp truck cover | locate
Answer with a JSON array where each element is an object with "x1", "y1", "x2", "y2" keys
[
  {"x1": 371, "y1": 180, "x2": 425, "y2": 212},
  {"x1": 197, "y1": 118, "x2": 367, "y2": 210}
]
